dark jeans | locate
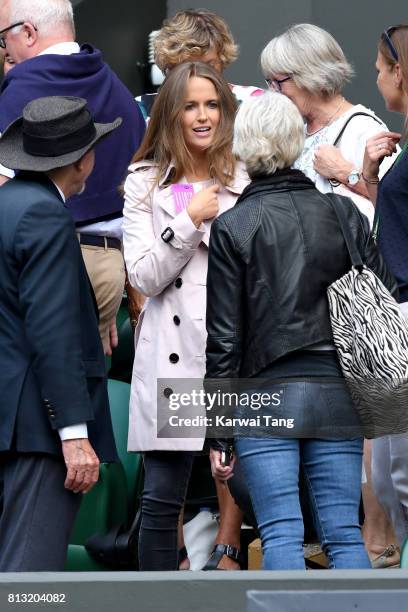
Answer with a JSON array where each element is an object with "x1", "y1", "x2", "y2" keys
[{"x1": 138, "y1": 450, "x2": 194, "y2": 570}]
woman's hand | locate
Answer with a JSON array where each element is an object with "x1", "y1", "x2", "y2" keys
[
  {"x1": 187, "y1": 184, "x2": 219, "y2": 228},
  {"x1": 363, "y1": 131, "x2": 400, "y2": 181},
  {"x1": 313, "y1": 144, "x2": 353, "y2": 182},
  {"x1": 210, "y1": 447, "x2": 235, "y2": 482}
]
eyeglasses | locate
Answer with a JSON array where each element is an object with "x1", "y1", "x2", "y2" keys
[
  {"x1": 382, "y1": 26, "x2": 399, "y2": 62},
  {"x1": 0, "y1": 21, "x2": 25, "y2": 48},
  {"x1": 265, "y1": 75, "x2": 292, "y2": 92}
]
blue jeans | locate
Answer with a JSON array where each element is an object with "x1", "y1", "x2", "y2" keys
[{"x1": 235, "y1": 382, "x2": 370, "y2": 570}]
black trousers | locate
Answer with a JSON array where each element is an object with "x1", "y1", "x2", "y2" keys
[{"x1": 138, "y1": 451, "x2": 195, "y2": 570}]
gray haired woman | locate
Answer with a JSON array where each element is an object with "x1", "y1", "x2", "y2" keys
[
  {"x1": 205, "y1": 91, "x2": 396, "y2": 570},
  {"x1": 261, "y1": 23, "x2": 396, "y2": 224}
]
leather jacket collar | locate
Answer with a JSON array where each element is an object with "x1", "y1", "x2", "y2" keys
[{"x1": 239, "y1": 168, "x2": 315, "y2": 202}]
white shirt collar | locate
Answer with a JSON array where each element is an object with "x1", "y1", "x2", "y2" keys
[
  {"x1": 50, "y1": 180, "x2": 66, "y2": 203},
  {"x1": 38, "y1": 41, "x2": 80, "y2": 56}
]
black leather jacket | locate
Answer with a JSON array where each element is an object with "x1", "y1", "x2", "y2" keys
[{"x1": 205, "y1": 169, "x2": 397, "y2": 385}]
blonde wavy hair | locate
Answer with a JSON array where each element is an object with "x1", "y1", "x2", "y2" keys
[{"x1": 154, "y1": 9, "x2": 238, "y2": 73}]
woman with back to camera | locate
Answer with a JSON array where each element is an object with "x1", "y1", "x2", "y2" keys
[
  {"x1": 123, "y1": 61, "x2": 248, "y2": 571},
  {"x1": 261, "y1": 23, "x2": 400, "y2": 567},
  {"x1": 205, "y1": 91, "x2": 397, "y2": 570},
  {"x1": 361, "y1": 24, "x2": 408, "y2": 550}
]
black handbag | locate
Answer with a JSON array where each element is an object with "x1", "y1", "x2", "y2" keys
[{"x1": 85, "y1": 508, "x2": 141, "y2": 569}]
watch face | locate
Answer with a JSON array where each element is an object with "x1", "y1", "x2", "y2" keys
[{"x1": 348, "y1": 171, "x2": 360, "y2": 186}]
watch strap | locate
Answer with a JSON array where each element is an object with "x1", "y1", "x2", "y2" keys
[{"x1": 161, "y1": 227, "x2": 174, "y2": 243}]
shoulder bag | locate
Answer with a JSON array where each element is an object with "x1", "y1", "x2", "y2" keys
[{"x1": 326, "y1": 193, "x2": 408, "y2": 438}]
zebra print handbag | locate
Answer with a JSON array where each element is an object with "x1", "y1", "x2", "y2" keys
[{"x1": 327, "y1": 194, "x2": 408, "y2": 438}]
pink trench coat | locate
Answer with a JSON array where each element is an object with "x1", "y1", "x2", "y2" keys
[{"x1": 123, "y1": 161, "x2": 249, "y2": 451}]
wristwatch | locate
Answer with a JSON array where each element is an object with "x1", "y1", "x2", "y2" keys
[{"x1": 347, "y1": 169, "x2": 361, "y2": 186}]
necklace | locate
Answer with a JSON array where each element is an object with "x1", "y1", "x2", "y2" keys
[{"x1": 306, "y1": 97, "x2": 345, "y2": 137}]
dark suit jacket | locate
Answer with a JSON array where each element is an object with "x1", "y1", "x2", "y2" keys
[{"x1": 0, "y1": 173, "x2": 117, "y2": 462}]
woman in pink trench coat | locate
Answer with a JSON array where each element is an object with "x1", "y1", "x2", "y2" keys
[
  {"x1": 122, "y1": 62, "x2": 249, "y2": 570},
  {"x1": 124, "y1": 160, "x2": 247, "y2": 452}
]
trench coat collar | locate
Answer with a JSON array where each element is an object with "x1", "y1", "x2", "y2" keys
[
  {"x1": 129, "y1": 160, "x2": 250, "y2": 210},
  {"x1": 128, "y1": 160, "x2": 249, "y2": 244}
]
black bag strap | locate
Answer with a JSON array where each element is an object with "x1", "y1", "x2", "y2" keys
[
  {"x1": 332, "y1": 111, "x2": 383, "y2": 147},
  {"x1": 326, "y1": 193, "x2": 364, "y2": 269},
  {"x1": 329, "y1": 112, "x2": 384, "y2": 187}
]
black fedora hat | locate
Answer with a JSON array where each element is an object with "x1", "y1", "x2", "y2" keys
[{"x1": 0, "y1": 95, "x2": 122, "y2": 171}]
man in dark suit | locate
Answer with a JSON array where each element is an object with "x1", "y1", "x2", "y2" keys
[{"x1": 0, "y1": 96, "x2": 120, "y2": 571}]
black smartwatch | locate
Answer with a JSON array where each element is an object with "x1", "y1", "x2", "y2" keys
[{"x1": 161, "y1": 227, "x2": 174, "y2": 243}]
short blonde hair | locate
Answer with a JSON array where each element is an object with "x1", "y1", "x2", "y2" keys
[
  {"x1": 154, "y1": 9, "x2": 238, "y2": 73},
  {"x1": 233, "y1": 92, "x2": 305, "y2": 176},
  {"x1": 261, "y1": 23, "x2": 354, "y2": 97}
]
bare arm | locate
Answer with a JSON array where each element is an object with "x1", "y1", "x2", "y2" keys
[
  {"x1": 313, "y1": 145, "x2": 370, "y2": 198},
  {"x1": 362, "y1": 131, "x2": 401, "y2": 207}
]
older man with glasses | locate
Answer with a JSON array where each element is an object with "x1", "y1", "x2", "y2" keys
[
  {"x1": 0, "y1": 21, "x2": 29, "y2": 49},
  {"x1": 0, "y1": 0, "x2": 145, "y2": 355}
]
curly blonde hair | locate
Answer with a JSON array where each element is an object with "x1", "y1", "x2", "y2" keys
[{"x1": 154, "y1": 9, "x2": 238, "y2": 73}]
